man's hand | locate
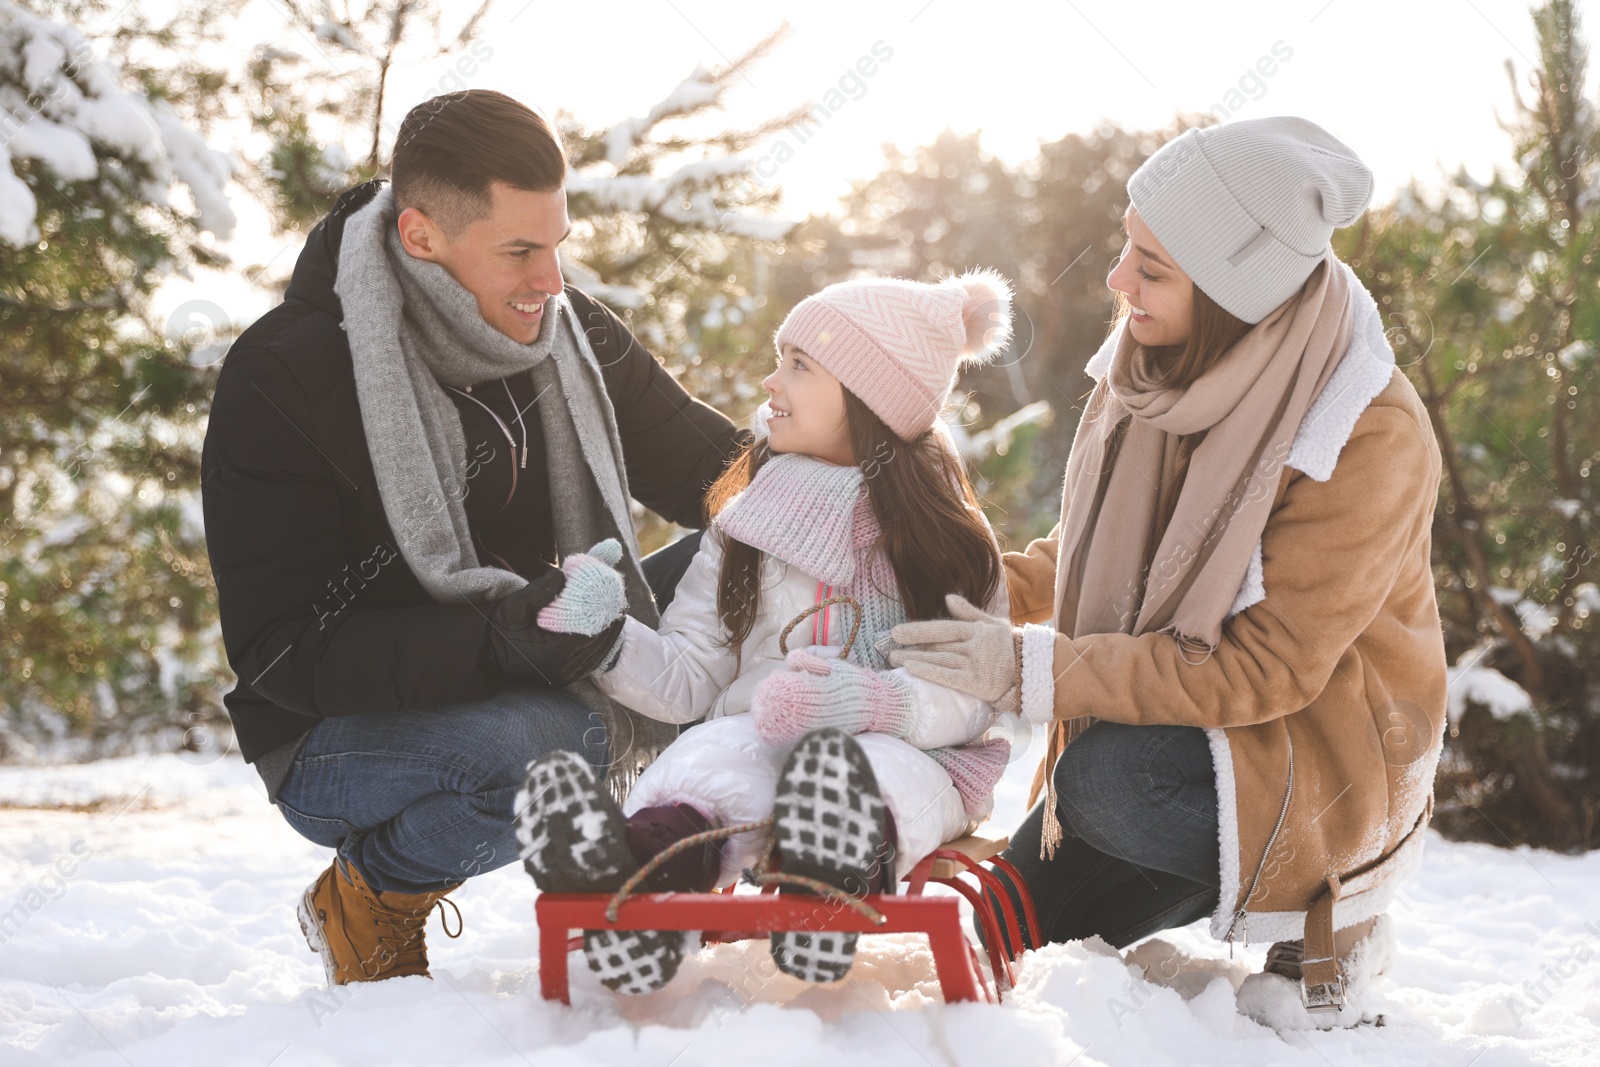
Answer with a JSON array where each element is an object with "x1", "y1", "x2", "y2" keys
[
  {"x1": 482, "y1": 565, "x2": 626, "y2": 685},
  {"x1": 888, "y1": 593, "x2": 1021, "y2": 713}
]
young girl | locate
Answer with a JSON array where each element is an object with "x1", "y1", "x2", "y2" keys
[{"x1": 515, "y1": 271, "x2": 1017, "y2": 994}]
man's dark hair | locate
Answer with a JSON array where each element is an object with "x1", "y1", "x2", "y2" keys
[{"x1": 390, "y1": 90, "x2": 567, "y2": 237}]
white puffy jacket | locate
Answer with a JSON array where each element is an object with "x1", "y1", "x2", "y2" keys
[{"x1": 597, "y1": 527, "x2": 1011, "y2": 883}]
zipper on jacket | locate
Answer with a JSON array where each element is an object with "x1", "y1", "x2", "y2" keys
[{"x1": 1224, "y1": 730, "x2": 1294, "y2": 955}]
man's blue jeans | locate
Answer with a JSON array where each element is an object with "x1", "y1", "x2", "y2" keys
[
  {"x1": 988, "y1": 720, "x2": 1222, "y2": 951},
  {"x1": 275, "y1": 686, "x2": 605, "y2": 893},
  {"x1": 273, "y1": 531, "x2": 703, "y2": 895}
]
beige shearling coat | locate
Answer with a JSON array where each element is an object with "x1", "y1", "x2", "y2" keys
[{"x1": 1007, "y1": 306, "x2": 1447, "y2": 950}]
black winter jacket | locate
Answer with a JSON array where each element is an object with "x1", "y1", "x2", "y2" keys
[{"x1": 200, "y1": 181, "x2": 746, "y2": 769}]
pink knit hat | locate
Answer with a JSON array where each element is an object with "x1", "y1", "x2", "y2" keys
[{"x1": 772, "y1": 269, "x2": 1014, "y2": 440}]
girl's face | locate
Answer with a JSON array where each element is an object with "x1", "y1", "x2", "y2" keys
[
  {"x1": 1107, "y1": 207, "x2": 1195, "y2": 348},
  {"x1": 762, "y1": 344, "x2": 855, "y2": 466}
]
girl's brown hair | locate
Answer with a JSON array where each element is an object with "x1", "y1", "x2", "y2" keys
[
  {"x1": 1111, "y1": 284, "x2": 1252, "y2": 390},
  {"x1": 705, "y1": 389, "x2": 1001, "y2": 659}
]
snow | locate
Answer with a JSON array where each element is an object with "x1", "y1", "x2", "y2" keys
[
  {"x1": 948, "y1": 401, "x2": 1053, "y2": 462},
  {"x1": 312, "y1": 19, "x2": 362, "y2": 53},
  {"x1": 567, "y1": 59, "x2": 795, "y2": 243},
  {"x1": 560, "y1": 255, "x2": 649, "y2": 312},
  {"x1": 151, "y1": 104, "x2": 238, "y2": 239},
  {"x1": 0, "y1": 0, "x2": 236, "y2": 246},
  {"x1": 604, "y1": 66, "x2": 726, "y2": 166},
  {"x1": 1446, "y1": 644, "x2": 1535, "y2": 724},
  {"x1": 1487, "y1": 586, "x2": 1560, "y2": 641},
  {"x1": 4, "y1": 734, "x2": 1599, "y2": 1066},
  {"x1": 567, "y1": 157, "x2": 795, "y2": 241},
  {"x1": 1556, "y1": 340, "x2": 1593, "y2": 370}
]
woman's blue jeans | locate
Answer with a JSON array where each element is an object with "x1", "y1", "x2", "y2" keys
[
  {"x1": 273, "y1": 531, "x2": 703, "y2": 894},
  {"x1": 988, "y1": 720, "x2": 1222, "y2": 951}
]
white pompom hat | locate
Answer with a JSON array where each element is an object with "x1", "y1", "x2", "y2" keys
[{"x1": 773, "y1": 269, "x2": 1014, "y2": 440}]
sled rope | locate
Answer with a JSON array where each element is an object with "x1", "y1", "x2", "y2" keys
[{"x1": 606, "y1": 817, "x2": 774, "y2": 923}]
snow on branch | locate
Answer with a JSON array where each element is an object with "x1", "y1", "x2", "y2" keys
[
  {"x1": 599, "y1": 24, "x2": 791, "y2": 168},
  {"x1": 0, "y1": 0, "x2": 236, "y2": 247},
  {"x1": 567, "y1": 155, "x2": 794, "y2": 240},
  {"x1": 603, "y1": 65, "x2": 726, "y2": 167},
  {"x1": 1447, "y1": 643, "x2": 1535, "y2": 725},
  {"x1": 559, "y1": 256, "x2": 647, "y2": 311}
]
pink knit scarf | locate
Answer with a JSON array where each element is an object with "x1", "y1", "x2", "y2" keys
[{"x1": 714, "y1": 453, "x2": 907, "y2": 669}]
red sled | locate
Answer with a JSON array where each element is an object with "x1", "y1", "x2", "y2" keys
[{"x1": 536, "y1": 832, "x2": 1039, "y2": 1005}]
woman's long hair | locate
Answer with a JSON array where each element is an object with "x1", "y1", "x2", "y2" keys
[
  {"x1": 1111, "y1": 284, "x2": 1252, "y2": 390},
  {"x1": 705, "y1": 389, "x2": 1001, "y2": 660}
]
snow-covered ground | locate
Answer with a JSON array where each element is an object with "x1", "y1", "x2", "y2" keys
[{"x1": 2, "y1": 739, "x2": 1597, "y2": 1066}]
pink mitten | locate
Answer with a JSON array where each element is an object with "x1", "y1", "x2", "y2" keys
[{"x1": 750, "y1": 649, "x2": 916, "y2": 747}]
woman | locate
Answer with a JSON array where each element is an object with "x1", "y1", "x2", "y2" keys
[{"x1": 889, "y1": 116, "x2": 1448, "y2": 1032}]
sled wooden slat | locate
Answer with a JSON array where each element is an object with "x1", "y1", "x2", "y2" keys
[{"x1": 927, "y1": 833, "x2": 1008, "y2": 879}]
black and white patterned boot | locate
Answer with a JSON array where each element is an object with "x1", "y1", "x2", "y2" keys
[
  {"x1": 513, "y1": 751, "x2": 686, "y2": 995},
  {"x1": 769, "y1": 728, "x2": 890, "y2": 984}
]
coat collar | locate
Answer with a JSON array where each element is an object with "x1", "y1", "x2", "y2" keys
[{"x1": 284, "y1": 179, "x2": 387, "y2": 320}]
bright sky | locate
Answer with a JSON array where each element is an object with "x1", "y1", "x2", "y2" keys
[
  {"x1": 156, "y1": 0, "x2": 1600, "y2": 337},
  {"x1": 382, "y1": 0, "x2": 1600, "y2": 218}
]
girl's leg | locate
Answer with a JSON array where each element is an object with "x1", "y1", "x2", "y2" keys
[
  {"x1": 623, "y1": 803, "x2": 718, "y2": 892},
  {"x1": 853, "y1": 734, "x2": 970, "y2": 883},
  {"x1": 621, "y1": 715, "x2": 790, "y2": 887}
]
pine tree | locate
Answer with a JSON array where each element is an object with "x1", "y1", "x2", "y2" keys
[
  {"x1": 242, "y1": 0, "x2": 496, "y2": 236},
  {"x1": 1, "y1": 0, "x2": 237, "y2": 758},
  {"x1": 1342, "y1": 0, "x2": 1598, "y2": 848}
]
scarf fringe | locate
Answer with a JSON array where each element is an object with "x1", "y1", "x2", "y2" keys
[{"x1": 1029, "y1": 714, "x2": 1097, "y2": 861}]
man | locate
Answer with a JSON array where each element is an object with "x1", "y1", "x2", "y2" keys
[{"x1": 200, "y1": 90, "x2": 746, "y2": 985}]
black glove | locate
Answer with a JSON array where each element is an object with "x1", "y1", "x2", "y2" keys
[{"x1": 481, "y1": 567, "x2": 626, "y2": 686}]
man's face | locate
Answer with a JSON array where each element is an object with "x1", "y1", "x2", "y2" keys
[{"x1": 396, "y1": 181, "x2": 571, "y2": 344}]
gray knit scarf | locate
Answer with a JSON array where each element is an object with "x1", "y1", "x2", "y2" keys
[{"x1": 333, "y1": 184, "x2": 676, "y2": 796}]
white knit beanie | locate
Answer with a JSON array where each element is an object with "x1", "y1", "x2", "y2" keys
[
  {"x1": 1126, "y1": 116, "x2": 1373, "y2": 323},
  {"x1": 773, "y1": 269, "x2": 1014, "y2": 440}
]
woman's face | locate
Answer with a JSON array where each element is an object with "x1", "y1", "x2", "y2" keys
[
  {"x1": 762, "y1": 343, "x2": 855, "y2": 466},
  {"x1": 1107, "y1": 207, "x2": 1195, "y2": 347}
]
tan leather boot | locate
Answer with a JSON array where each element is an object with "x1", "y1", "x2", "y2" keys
[{"x1": 298, "y1": 856, "x2": 463, "y2": 985}]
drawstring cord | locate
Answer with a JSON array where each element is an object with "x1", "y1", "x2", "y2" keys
[
  {"x1": 606, "y1": 818, "x2": 772, "y2": 923},
  {"x1": 435, "y1": 897, "x2": 463, "y2": 939},
  {"x1": 602, "y1": 816, "x2": 887, "y2": 928}
]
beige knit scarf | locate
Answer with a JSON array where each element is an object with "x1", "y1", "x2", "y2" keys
[{"x1": 1029, "y1": 253, "x2": 1355, "y2": 846}]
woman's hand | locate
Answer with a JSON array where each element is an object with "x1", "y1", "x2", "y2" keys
[
  {"x1": 749, "y1": 648, "x2": 916, "y2": 746},
  {"x1": 888, "y1": 594, "x2": 1022, "y2": 713}
]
